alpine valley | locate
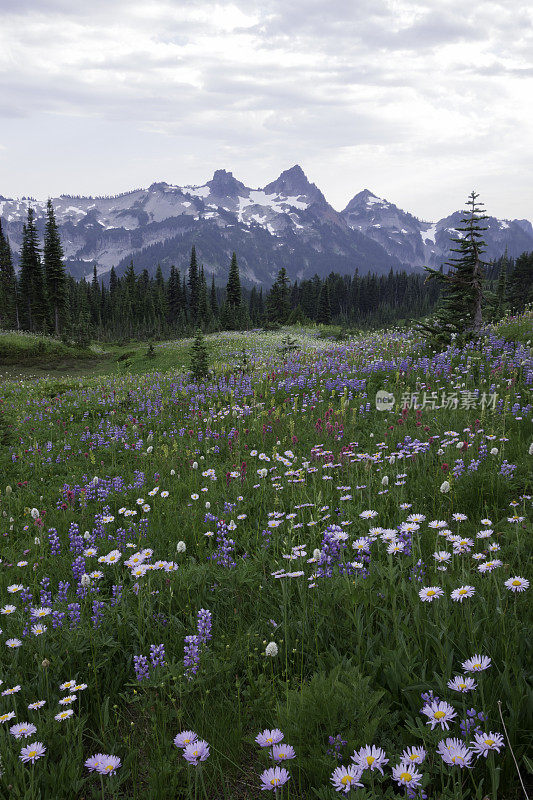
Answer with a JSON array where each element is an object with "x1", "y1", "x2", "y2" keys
[{"x1": 1, "y1": 165, "x2": 532, "y2": 285}]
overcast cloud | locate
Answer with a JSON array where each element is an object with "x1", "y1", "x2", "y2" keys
[{"x1": 0, "y1": 0, "x2": 532, "y2": 221}]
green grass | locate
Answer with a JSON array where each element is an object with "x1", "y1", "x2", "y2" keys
[{"x1": 0, "y1": 321, "x2": 531, "y2": 799}]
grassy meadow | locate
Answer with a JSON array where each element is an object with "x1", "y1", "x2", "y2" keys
[{"x1": 0, "y1": 318, "x2": 531, "y2": 799}]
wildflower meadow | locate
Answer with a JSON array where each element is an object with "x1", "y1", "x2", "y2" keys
[{"x1": 0, "y1": 320, "x2": 531, "y2": 799}]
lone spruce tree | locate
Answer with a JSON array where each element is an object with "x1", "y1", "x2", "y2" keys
[
  {"x1": 44, "y1": 200, "x2": 68, "y2": 335},
  {"x1": 0, "y1": 219, "x2": 19, "y2": 329},
  {"x1": 420, "y1": 191, "x2": 488, "y2": 346},
  {"x1": 188, "y1": 246, "x2": 199, "y2": 320},
  {"x1": 18, "y1": 207, "x2": 49, "y2": 332},
  {"x1": 226, "y1": 252, "x2": 241, "y2": 307},
  {"x1": 190, "y1": 328, "x2": 209, "y2": 382}
]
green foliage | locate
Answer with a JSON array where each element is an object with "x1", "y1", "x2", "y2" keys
[
  {"x1": 190, "y1": 327, "x2": 209, "y2": 381},
  {"x1": 44, "y1": 199, "x2": 68, "y2": 335},
  {"x1": 18, "y1": 207, "x2": 49, "y2": 332},
  {"x1": 277, "y1": 663, "x2": 392, "y2": 787},
  {"x1": 226, "y1": 251, "x2": 242, "y2": 308},
  {"x1": 420, "y1": 192, "x2": 488, "y2": 347}
]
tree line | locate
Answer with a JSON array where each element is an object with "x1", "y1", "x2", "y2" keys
[{"x1": 0, "y1": 202, "x2": 531, "y2": 344}]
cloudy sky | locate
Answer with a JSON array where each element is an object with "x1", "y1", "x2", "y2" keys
[{"x1": 1, "y1": 0, "x2": 532, "y2": 221}]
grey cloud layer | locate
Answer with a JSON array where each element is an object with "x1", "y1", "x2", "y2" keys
[{"x1": 0, "y1": 0, "x2": 532, "y2": 220}]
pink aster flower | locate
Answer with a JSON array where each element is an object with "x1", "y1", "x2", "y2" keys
[
  {"x1": 392, "y1": 761, "x2": 423, "y2": 788},
  {"x1": 471, "y1": 731, "x2": 505, "y2": 757},
  {"x1": 10, "y1": 721, "x2": 37, "y2": 739},
  {"x1": 19, "y1": 741, "x2": 46, "y2": 764},
  {"x1": 437, "y1": 737, "x2": 473, "y2": 768},
  {"x1": 422, "y1": 700, "x2": 457, "y2": 730},
  {"x1": 351, "y1": 744, "x2": 388, "y2": 774},
  {"x1": 331, "y1": 764, "x2": 363, "y2": 793},
  {"x1": 95, "y1": 754, "x2": 121, "y2": 775},
  {"x1": 174, "y1": 730, "x2": 198, "y2": 749},
  {"x1": 462, "y1": 654, "x2": 491, "y2": 673},
  {"x1": 447, "y1": 675, "x2": 477, "y2": 693},
  {"x1": 183, "y1": 739, "x2": 210, "y2": 765},
  {"x1": 450, "y1": 585, "x2": 475, "y2": 602},
  {"x1": 504, "y1": 576, "x2": 529, "y2": 592},
  {"x1": 260, "y1": 766, "x2": 290, "y2": 791},
  {"x1": 271, "y1": 743, "x2": 296, "y2": 762},
  {"x1": 256, "y1": 729, "x2": 284, "y2": 747}
]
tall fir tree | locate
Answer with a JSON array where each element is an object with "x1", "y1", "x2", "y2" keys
[
  {"x1": 507, "y1": 251, "x2": 533, "y2": 312},
  {"x1": 420, "y1": 191, "x2": 488, "y2": 346},
  {"x1": 0, "y1": 219, "x2": 19, "y2": 329},
  {"x1": 188, "y1": 246, "x2": 199, "y2": 319},
  {"x1": 210, "y1": 274, "x2": 218, "y2": 318},
  {"x1": 198, "y1": 265, "x2": 209, "y2": 326},
  {"x1": 18, "y1": 207, "x2": 49, "y2": 332},
  {"x1": 43, "y1": 199, "x2": 68, "y2": 335},
  {"x1": 226, "y1": 252, "x2": 241, "y2": 307},
  {"x1": 317, "y1": 280, "x2": 332, "y2": 324}
]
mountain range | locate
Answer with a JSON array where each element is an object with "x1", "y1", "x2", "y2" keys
[{"x1": 1, "y1": 165, "x2": 532, "y2": 285}]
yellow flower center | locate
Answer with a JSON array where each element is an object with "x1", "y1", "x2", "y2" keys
[
  {"x1": 459, "y1": 683, "x2": 467, "y2": 689},
  {"x1": 105, "y1": 765, "x2": 113, "y2": 772},
  {"x1": 434, "y1": 711, "x2": 446, "y2": 719},
  {"x1": 400, "y1": 772, "x2": 412, "y2": 782},
  {"x1": 427, "y1": 590, "x2": 436, "y2": 596},
  {"x1": 459, "y1": 589, "x2": 467, "y2": 595},
  {"x1": 366, "y1": 755, "x2": 375, "y2": 765},
  {"x1": 485, "y1": 739, "x2": 494, "y2": 746},
  {"x1": 270, "y1": 778, "x2": 280, "y2": 785},
  {"x1": 341, "y1": 775, "x2": 353, "y2": 785},
  {"x1": 28, "y1": 750, "x2": 37, "y2": 758},
  {"x1": 512, "y1": 580, "x2": 521, "y2": 586},
  {"x1": 473, "y1": 663, "x2": 481, "y2": 669},
  {"x1": 409, "y1": 755, "x2": 417, "y2": 761}
]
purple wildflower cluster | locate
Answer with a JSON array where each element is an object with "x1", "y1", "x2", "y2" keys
[
  {"x1": 184, "y1": 608, "x2": 212, "y2": 680},
  {"x1": 133, "y1": 643, "x2": 166, "y2": 681}
]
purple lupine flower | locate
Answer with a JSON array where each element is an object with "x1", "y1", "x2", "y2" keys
[
  {"x1": 150, "y1": 644, "x2": 166, "y2": 668},
  {"x1": 71, "y1": 556, "x2": 86, "y2": 582},
  {"x1": 52, "y1": 610, "x2": 65, "y2": 629},
  {"x1": 212, "y1": 518, "x2": 236, "y2": 568},
  {"x1": 327, "y1": 734, "x2": 348, "y2": 761},
  {"x1": 56, "y1": 581, "x2": 70, "y2": 602},
  {"x1": 184, "y1": 635, "x2": 200, "y2": 680},
  {"x1": 133, "y1": 655, "x2": 150, "y2": 681},
  {"x1": 39, "y1": 577, "x2": 52, "y2": 607},
  {"x1": 110, "y1": 585, "x2": 123, "y2": 606},
  {"x1": 48, "y1": 528, "x2": 61, "y2": 556},
  {"x1": 499, "y1": 460, "x2": 516, "y2": 477},
  {"x1": 91, "y1": 601, "x2": 105, "y2": 628},
  {"x1": 68, "y1": 523, "x2": 84, "y2": 554},
  {"x1": 67, "y1": 602, "x2": 81, "y2": 629},
  {"x1": 196, "y1": 609, "x2": 212, "y2": 644}
]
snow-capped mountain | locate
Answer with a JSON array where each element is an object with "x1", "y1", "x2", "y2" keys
[
  {"x1": 341, "y1": 189, "x2": 533, "y2": 269},
  {"x1": 1, "y1": 166, "x2": 531, "y2": 284}
]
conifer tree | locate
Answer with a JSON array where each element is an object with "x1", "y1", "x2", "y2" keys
[
  {"x1": 190, "y1": 328, "x2": 209, "y2": 381},
  {"x1": 18, "y1": 207, "x2": 49, "y2": 332},
  {"x1": 317, "y1": 280, "x2": 332, "y2": 324},
  {"x1": 495, "y1": 254, "x2": 508, "y2": 319},
  {"x1": 226, "y1": 252, "x2": 241, "y2": 307},
  {"x1": 0, "y1": 219, "x2": 19, "y2": 329},
  {"x1": 420, "y1": 191, "x2": 488, "y2": 346},
  {"x1": 43, "y1": 199, "x2": 68, "y2": 335},
  {"x1": 210, "y1": 274, "x2": 218, "y2": 317},
  {"x1": 198, "y1": 265, "x2": 209, "y2": 326},
  {"x1": 507, "y1": 251, "x2": 533, "y2": 312},
  {"x1": 188, "y1": 246, "x2": 199, "y2": 319}
]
